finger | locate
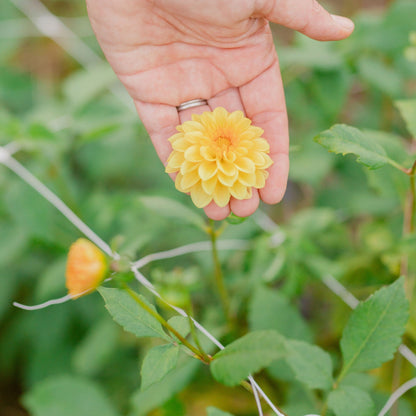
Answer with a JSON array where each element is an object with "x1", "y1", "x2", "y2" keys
[
  {"x1": 239, "y1": 60, "x2": 289, "y2": 205},
  {"x1": 134, "y1": 100, "x2": 179, "y2": 165},
  {"x1": 230, "y1": 189, "x2": 260, "y2": 218},
  {"x1": 257, "y1": 0, "x2": 354, "y2": 41},
  {"x1": 208, "y1": 88, "x2": 245, "y2": 113},
  {"x1": 204, "y1": 201, "x2": 231, "y2": 221}
]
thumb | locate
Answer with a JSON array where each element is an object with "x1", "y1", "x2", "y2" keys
[{"x1": 257, "y1": 0, "x2": 354, "y2": 41}]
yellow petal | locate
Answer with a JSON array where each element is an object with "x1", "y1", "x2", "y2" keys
[
  {"x1": 172, "y1": 137, "x2": 191, "y2": 151},
  {"x1": 250, "y1": 151, "x2": 267, "y2": 166},
  {"x1": 181, "y1": 169, "x2": 200, "y2": 190},
  {"x1": 235, "y1": 157, "x2": 255, "y2": 173},
  {"x1": 180, "y1": 160, "x2": 198, "y2": 175},
  {"x1": 200, "y1": 146, "x2": 216, "y2": 161},
  {"x1": 213, "y1": 183, "x2": 231, "y2": 207},
  {"x1": 262, "y1": 154, "x2": 273, "y2": 169},
  {"x1": 168, "y1": 133, "x2": 183, "y2": 144},
  {"x1": 213, "y1": 107, "x2": 228, "y2": 124},
  {"x1": 217, "y1": 159, "x2": 237, "y2": 176},
  {"x1": 254, "y1": 170, "x2": 268, "y2": 188},
  {"x1": 224, "y1": 150, "x2": 236, "y2": 163},
  {"x1": 198, "y1": 161, "x2": 217, "y2": 180},
  {"x1": 166, "y1": 151, "x2": 184, "y2": 171},
  {"x1": 190, "y1": 184, "x2": 212, "y2": 208},
  {"x1": 182, "y1": 120, "x2": 204, "y2": 133},
  {"x1": 184, "y1": 145, "x2": 203, "y2": 162},
  {"x1": 253, "y1": 138, "x2": 269, "y2": 152},
  {"x1": 175, "y1": 172, "x2": 185, "y2": 191},
  {"x1": 230, "y1": 182, "x2": 249, "y2": 199},
  {"x1": 218, "y1": 170, "x2": 238, "y2": 186},
  {"x1": 238, "y1": 171, "x2": 256, "y2": 186},
  {"x1": 202, "y1": 176, "x2": 217, "y2": 195}
]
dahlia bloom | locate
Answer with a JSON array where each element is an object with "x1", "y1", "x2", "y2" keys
[
  {"x1": 66, "y1": 238, "x2": 108, "y2": 298},
  {"x1": 165, "y1": 107, "x2": 273, "y2": 208}
]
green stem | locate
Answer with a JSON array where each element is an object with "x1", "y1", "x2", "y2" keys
[
  {"x1": 123, "y1": 285, "x2": 210, "y2": 364},
  {"x1": 187, "y1": 304, "x2": 210, "y2": 363},
  {"x1": 208, "y1": 220, "x2": 232, "y2": 324}
]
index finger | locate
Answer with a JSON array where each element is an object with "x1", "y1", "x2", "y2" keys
[{"x1": 239, "y1": 59, "x2": 289, "y2": 205}]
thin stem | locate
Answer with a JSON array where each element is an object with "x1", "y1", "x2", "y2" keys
[
  {"x1": 208, "y1": 220, "x2": 232, "y2": 324},
  {"x1": 123, "y1": 285, "x2": 211, "y2": 364},
  {"x1": 187, "y1": 304, "x2": 211, "y2": 363}
]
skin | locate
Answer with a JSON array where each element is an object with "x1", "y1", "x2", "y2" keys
[{"x1": 86, "y1": 0, "x2": 354, "y2": 220}]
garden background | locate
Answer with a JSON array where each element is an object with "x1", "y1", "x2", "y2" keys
[{"x1": 0, "y1": 0, "x2": 416, "y2": 415}]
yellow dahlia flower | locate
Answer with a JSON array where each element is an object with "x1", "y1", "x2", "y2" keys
[
  {"x1": 165, "y1": 107, "x2": 273, "y2": 208},
  {"x1": 66, "y1": 238, "x2": 108, "y2": 298}
]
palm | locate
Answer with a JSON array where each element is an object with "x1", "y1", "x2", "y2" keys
[{"x1": 87, "y1": 0, "x2": 353, "y2": 219}]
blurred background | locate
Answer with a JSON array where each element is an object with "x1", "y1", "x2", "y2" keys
[{"x1": 0, "y1": 0, "x2": 415, "y2": 415}]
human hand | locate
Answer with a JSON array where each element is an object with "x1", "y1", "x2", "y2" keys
[{"x1": 86, "y1": 0, "x2": 354, "y2": 220}]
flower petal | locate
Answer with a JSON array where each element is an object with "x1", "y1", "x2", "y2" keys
[
  {"x1": 180, "y1": 160, "x2": 198, "y2": 175},
  {"x1": 181, "y1": 169, "x2": 200, "y2": 190},
  {"x1": 166, "y1": 151, "x2": 185, "y2": 170},
  {"x1": 200, "y1": 146, "x2": 216, "y2": 161},
  {"x1": 198, "y1": 161, "x2": 217, "y2": 180},
  {"x1": 184, "y1": 145, "x2": 203, "y2": 162},
  {"x1": 217, "y1": 159, "x2": 237, "y2": 176},
  {"x1": 218, "y1": 170, "x2": 238, "y2": 186},
  {"x1": 235, "y1": 157, "x2": 255, "y2": 173},
  {"x1": 172, "y1": 137, "x2": 191, "y2": 151},
  {"x1": 213, "y1": 183, "x2": 231, "y2": 207},
  {"x1": 238, "y1": 171, "x2": 256, "y2": 186},
  {"x1": 254, "y1": 170, "x2": 268, "y2": 188},
  {"x1": 190, "y1": 184, "x2": 212, "y2": 208},
  {"x1": 230, "y1": 181, "x2": 249, "y2": 199},
  {"x1": 202, "y1": 176, "x2": 217, "y2": 195}
]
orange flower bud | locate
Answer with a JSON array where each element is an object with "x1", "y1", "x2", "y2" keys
[{"x1": 66, "y1": 238, "x2": 108, "y2": 298}]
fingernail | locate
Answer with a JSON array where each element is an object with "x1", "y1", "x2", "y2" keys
[{"x1": 331, "y1": 14, "x2": 355, "y2": 31}]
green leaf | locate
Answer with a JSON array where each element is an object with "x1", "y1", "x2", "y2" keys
[
  {"x1": 140, "y1": 196, "x2": 205, "y2": 230},
  {"x1": 226, "y1": 213, "x2": 247, "y2": 225},
  {"x1": 340, "y1": 277, "x2": 408, "y2": 377},
  {"x1": 314, "y1": 124, "x2": 403, "y2": 170},
  {"x1": 249, "y1": 286, "x2": 312, "y2": 342},
  {"x1": 395, "y1": 99, "x2": 416, "y2": 138},
  {"x1": 167, "y1": 316, "x2": 191, "y2": 339},
  {"x1": 286, "y1": 340, "x2": 333, "y2": 390},
  {"x1": 328, "y1": 386, "x2": 375, "y2": 416},
  {"x1": 99, "y1": 287, "x2": 169, "y2": 340},
  {"x1": 206, "y1": 407, "x2": 234, "y2": 416},
  {"x1": 22, "y1": 375, "x2": 120, "y2": 416},
  {"x1": 210, "y1": 330, "x2": 286, "y2": 386},
  {"x1": 72, "y1": 319, "x2": 119, "y2": 376},
  {"x1": 130, "y1": 358, "x2": 199, "y2": 416},
  {"x1": 141, "y1": 344, "x2": 180, "y2": 390}
]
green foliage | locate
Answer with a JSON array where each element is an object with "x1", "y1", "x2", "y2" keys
[
  {"x1": 140, "y1": 344, "x2": 180, "y2": 390},
  {"x1": 339, "y1": 278, "x2": 409, "y2": 377},
  {"x1": 285, "y1": 340, "x2": 333, "y2": 390},
  {"x1": 314, "y1": 124, "x2": 403, "y2": 170},
  {"x1": 2, "y1": 1, "x2": 416, "y2": 415},
  {"x1": 23, "y1": 375, "x2": 120, "y2": 416},
  {"x1": 210, "y1": 330, "x2": 286, "y2": 386},
  {"x1": 98, "y1": 287, "x2": 170, "y2": 340},
  {"x1": 327, "y1": 386, "x2": 375, "y2": 416}
]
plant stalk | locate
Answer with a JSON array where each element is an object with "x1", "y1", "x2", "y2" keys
[
  {"x1": 208, "y1": 219, "x2": 232, "y2": 324},
  {"x1": 123, "y1": 285, "x2": 211, "y2": 364}
]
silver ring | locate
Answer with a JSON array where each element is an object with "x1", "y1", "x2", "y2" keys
[{"x1": 177, "y1": 99, "x2": 208, "y2": 112}]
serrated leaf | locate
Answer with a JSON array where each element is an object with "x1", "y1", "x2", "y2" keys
[
  {"x1": 314, "y1": 124, "x2": 403, "y2": 170},
  {"x1": 167, "y1": 316, "x2": 191, "y2": 340},
  {"x1": 328, "y1": 386, "x2": 375, "y2": 416},
  {"x1": 286, "y1": 340, "x2": 333, "y2": 390},
  {"x1": 206, "y1": 407, "x2": 234, "y2": 416},
  {"x1": 141, "y1": 344, "x2": 179, "y2": 390},
  {"x1": 340, "y1": 278, "x2": 408, "y2": 377},
  {"x1": 140, "y1": 196, "x2": 205, "y2": 229},
  {"x1": 130, "y1": 358, "x2": 199, "y2": 416},
  {"x1": 99, "y1": 287, "x2": 169, "y2": 340},
  {"x1": 23, "y1": 375, "x2": 120, "y2": 416},
  {"x1": 210, "y1": 330, "x2": 286, "y2": 386},
  {"x1": 249, "y1": 286, "x2": 312, "y2": 342},
  {"x1": 395, "y1": 99, "x2": 416, "y2": 138}
]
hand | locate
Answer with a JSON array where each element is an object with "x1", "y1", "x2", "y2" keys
[{"x1": 86, "y1": 0, "x2": 354, "y2": 220}]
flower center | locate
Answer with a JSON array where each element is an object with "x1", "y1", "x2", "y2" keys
[{"x1": 216, "y1": 136, "x2": 231, "y2": 149}]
